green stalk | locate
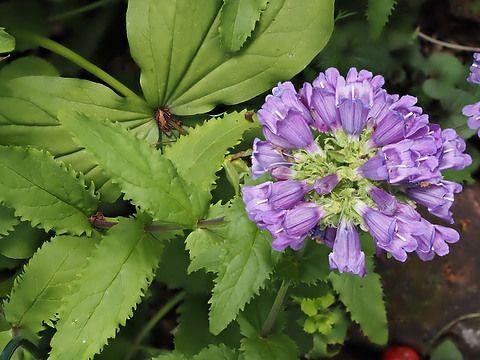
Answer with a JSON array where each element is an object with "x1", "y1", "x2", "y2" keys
[
  {"x1": 260, "y1": 280, "x2": 290, "y2": 338},
  {"x1": 15, "y1": 32, "x2": 141, "y2": 100},
  {"x1": 126, "y1": 291, "x2": 186, "y2": 360},
  {"x1": 49, "y1": 0, "x2": 118, "y2": 21}
]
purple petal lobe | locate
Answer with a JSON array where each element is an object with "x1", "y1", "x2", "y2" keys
[
  {"x1": 269, "y1": 180, "x2": 311, "y2": 210},
  {"x1": 467, "y1": 53, "x2": 480, "y2": 84}
]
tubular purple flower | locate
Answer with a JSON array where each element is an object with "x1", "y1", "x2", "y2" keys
[
  {"x1": 251, "y1": 139, "x2": 290, "y2": 179},
  {"x1": 314, "y1": 174, "x2": 339, "y2": 195},
  {"x1": 356, "y1": 203, "x2": 422, "y2": 261},
  {"x1": 329, "y1": 219, "x2": 366, "y2": 276},
  {"x1": 405, "y1": 180, "x2": 462, "y2": 224},
  {"x1": 357, "y1": 154, "x2": 388, "y2": 181},
  {"x1": 415, "y1": 221, "x2": 460, "y2": 260},
  {"x1": 467, "y1": 53, "x2": 480, "y2": 84},
  {"x1": 463, "y1": 102, "x2": 480, "y2": 136},
  {"x1": 267, "y1": 110, "x2": 318, "y2": 152},
  {"x1": 438, "y1": 129, "x2": 472, "y2": 171},
  {"x1": 368, "y1": 186, "x2": 397, "y2": 216},
  {"x1": 313, "y1": 67, "x2": 341, "y2": 91},
  {"x1": 268, "y1": 180, "x2": 311, "y2": 210},
  {"x1": 381, "y1": 138, "x2": 442, "y2": 184},
  {"x1": 335, "y1": 77, "x2": 374, "y2": 136},
  {"x1": 282, "y1": 202, "x2": 325, "y2": 237},
  {"x1": 242, "y1": 182, "x2": 272, "y2": 228},
  {"x1": 310, "y1": 87, "x2": 340, "y2": 131}
]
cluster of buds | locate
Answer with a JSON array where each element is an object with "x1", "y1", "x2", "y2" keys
[{"x1": 242, "y1": 68, "x2": 471, "y2": 276}]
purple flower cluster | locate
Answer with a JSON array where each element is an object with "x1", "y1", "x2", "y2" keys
[
  {"x1": 464, "y1": 53, "x2": 480, "y2": 136},
  {"x1": 242, "y1": 67, "x2": 471, "y2": 276}
]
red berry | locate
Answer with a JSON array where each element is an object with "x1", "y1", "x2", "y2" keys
[{"x1": 383, "y1": 346, "x2": 421, "y2": 360}]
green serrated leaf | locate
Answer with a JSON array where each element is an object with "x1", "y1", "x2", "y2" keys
[
  {"x1": 209, "y1": 197, "x2": 279, "y2": 335},
  {"x1": 127, "y1": 0, "x2": 334, "y2": 114},
  {"x1": 0, "y1": 205, "x2": 19, "y2": 237},
  {"x1": 0, "y1": 56, "x2": 59, "y2": 81},
  {"x1": 0, "y1": 27, "x2": 15, "y2": 53},
  {"x1": 165, "y1": 111, "x2": 257, "y2": 213},
  {"x1": 195, "y1": 344, "x2": 237, "y2": 360},
  {"x1": 186, "y1": 202, "x2": 229, "y2": 274},
  {"x1": 175, "y1": 295, "x2": 240, "y2": 355},
  {"x1": 366, "y1": 0, "x2": 396, "y2": 39},
  {"x1": 0, "y1": 221, "x2": 45, "y2": 259},
  {"x1": 0, "y1": 146, "x2": 98, "y2": 235},
  {"x1": 4, "y1": 234, "x2": 97, "y2": 333},
  {"x1": 328, "y1": 260, "x2": 388, "y2": 345},
  {"x1": 49, "y1": 217, "x2": 171, "y2": 360},
  {"x1": 431, "y1": 339, "x2": 463, "y2": 360},
  {"x1": 240, "y1": 334, "x2": 299, "y2": 360},
  {"x1": 0, "y1": 76, "x2": 156, "y2": 201},
  {"x1": 219, "y1": 0, "x2": 269, "y2": 52},
  {"x1": 59, "y1": 110, "x2": 198, "y2": 227}
]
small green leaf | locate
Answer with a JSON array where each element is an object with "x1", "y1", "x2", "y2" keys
[
  {"x1": 0, "y1": 27, "x2": 15, "y2": 53},
  {"x1": 165, "y1": 111, "x2": 256, "y2": 217},
  {"x1": 240, "y1": 334, "x2": 299, "y2": 360},
  {"x1": 4, "y1": 234, "x2": 97, "y2": 333},
  {"x1": 0, "y1": 146, "x2": 98, "y2": 235},
  {"x1": 59, "y1": 110, "x2": 198, "y2": 227},
  {"x1": 193, "y1": 344, "x2": 237, "y2": 360},
  {"x1": 366, "y1": 0, "x2": 396, "y2": 39},
  {"x1": 208, "y1": 197, "x2": 279, "y2": 334},
  {"x1": 431, "y1": 339, "x2": 463, "y2": 360},
  {"x1": 0, "y1": 76, "x2": 156, "y2": 201},
  {"x1": 0, "y1": 221, "x2": 45, "y2": 259},
  {"x1": 0, "y1": 56, "x2": 59, "y2": 81},
  {"x1": 127, "y1": 0, "x2": 334, "y2": 114},
  {"x1": 0, "y1": 205, "x2": 19, "y2": 237},
  {"x1": 329, "y1": 261, "x2": 388, "y2": 345},
  {"x1": 49, "y1": 217, "x2": 170, "y2": 360},
  {"x1": 219, "y1": 0, "x2": 269, "y2": 52}
]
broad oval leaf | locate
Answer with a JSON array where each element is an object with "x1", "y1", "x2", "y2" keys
[
  {"x1": 49, "y1": 217, "x2": 170, "y2": 360},
  {"x1": 0, "y1": 76, "x2": 157, "y2": 201},
  {"x1": 4, "y1": 234, "x2": 97, "y2": 333},
  {"x1": 127, "y1": 0, "x2": 334, "y2": 114},
  {"x1": 219, "y1": 0, "x2": 269, "y2": 52},
  {"x1": 0, "y1": 146, "x2": 99, "y2": 235},
  {"x1": 59, "y1": 110, "x2": 198, "y2": 227}
]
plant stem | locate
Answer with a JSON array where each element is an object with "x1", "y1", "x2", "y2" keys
[
  {"x1": 15, "y1": 32, "x2": 140, "y2": 100},
  {"x1": 49, "y1": 0, "x2": 117, "y2": 21},
  {"x1": 415, "y1": 27, "x2": 480, "y2": 52},
  {"x1": 0, "y1": 337, "x2": 43, "y2": 360},
  {"x1": 197, "y1": 217, "x2": 225, "y2": 228},
  {"x1": 260, "y1": 280, "x2": 290, "y2": 338},
  {"x1": 427, "y1": 312, "x2": 480, "y2": 353},
  {"x1": 126, "y1": 291, "x2": 186, "y2": 360}
]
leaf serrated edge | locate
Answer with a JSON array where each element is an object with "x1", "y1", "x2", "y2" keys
[{"x1": 0, "y1": 146, "x2": 99, "y2": 236}]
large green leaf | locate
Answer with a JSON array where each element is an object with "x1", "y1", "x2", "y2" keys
[
  {"x1": 207, "y1": 197, "x2": 278, "y2": 335},
  {"x1": 0, "y1": 205, "x2": 19, "y2": 237},
  {"x1": 4, "y1": 234, "x2": 97, "y2": 333},
  {"x1": 0, "y1": 221, "x2": 45, "y2": 259},
  {"x1": 0, "y1": 146, "x2": 99, "y2": 235},
  {"x1": 0, "y1": 76, "x2": 156, "y2": 201},
  {"x1": 219, "y1": 0, "x2": 269, "y2": 52},
  {"x1": 154, "y1": 345, "x2": 236, "y2": 360},
  {"x1": 240, "y1": 334, "x2": 299, "y2": 360},
  {"x1": 165, "y1": 111, "x2": 257, "y2": 211},
  {"x1": 328, "y1": 263, "x2": 388, "y2": 345},
  {"x1": 60, "y1": 110, "x2": 199, "y2": 227},
  {"x1": 0, "y1": 56, "x2": 59, "y2": 81},
  {"x1": 0, "y1": 28, "x2": 14, "y2": 53},
  {"x1": 49, "y1": 217, "x2": 169, "y2": 360},
  {"x1": 126, "y1": 0, "x2": 334, "y2": 114}
]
